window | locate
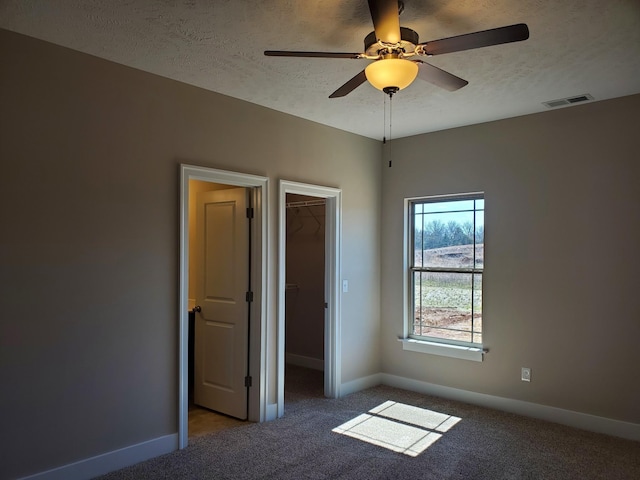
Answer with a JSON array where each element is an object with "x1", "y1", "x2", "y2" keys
[{"x1": 408, "y1": 194, "x2": 484, "y2": 349}]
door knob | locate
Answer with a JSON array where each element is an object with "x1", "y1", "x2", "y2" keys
[{"x1": 192, "y1": 305, "x2": 202, "y2": 313}]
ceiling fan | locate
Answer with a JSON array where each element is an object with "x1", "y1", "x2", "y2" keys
[{"x1": 265, "y1": 0, "x2": 529, "y2": 98}]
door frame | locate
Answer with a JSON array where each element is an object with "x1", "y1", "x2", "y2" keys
[
  {"x1": 179, "y1": 164, "x2": 268, "y2": 448},
  {"x1": 278, "y1": 180, "x2": 342, "y2": 417}
]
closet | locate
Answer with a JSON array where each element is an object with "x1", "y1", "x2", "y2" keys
[{"x1": 285, "y1": 194, "x2": 326, "y2": 373}]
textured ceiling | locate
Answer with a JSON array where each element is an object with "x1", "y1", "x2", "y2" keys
[{"x1": 2, "y1": 0, "x2": 640, "y2": 139}]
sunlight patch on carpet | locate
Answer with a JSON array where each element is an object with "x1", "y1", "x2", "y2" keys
[{"x1": 332, "y1": 401, "x2": 461, "y2": 457}]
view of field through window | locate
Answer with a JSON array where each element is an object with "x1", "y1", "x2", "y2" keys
[{"x1": 412, "y1": 198, "x2": 484, "y2": 345}]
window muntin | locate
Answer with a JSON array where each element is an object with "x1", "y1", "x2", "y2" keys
[{"x1": 410, "y1": 195, "x2": 484, "y2": 346}]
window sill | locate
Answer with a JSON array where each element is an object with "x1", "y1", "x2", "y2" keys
[{"x1": 399, "y1": 338, "x2": 485, "y2": 362}]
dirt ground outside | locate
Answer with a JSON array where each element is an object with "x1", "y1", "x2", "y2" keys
[{"x1": 413, "y1": 307, "x2": 482, "y2": 344}]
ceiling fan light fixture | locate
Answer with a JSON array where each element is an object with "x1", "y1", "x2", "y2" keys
[{"x1": 365, "y1": 58, "x2": 418, "y2": 92}]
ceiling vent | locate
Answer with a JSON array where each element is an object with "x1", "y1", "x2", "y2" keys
[{"x1": 543, "y1": 94, "x2": 594, "y2": 108}]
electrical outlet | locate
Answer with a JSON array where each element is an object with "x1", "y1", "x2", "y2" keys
[{"x1": 521, "y1": 367, "x2": 531, "y2": 382}]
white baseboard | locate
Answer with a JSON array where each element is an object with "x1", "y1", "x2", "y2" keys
[
  {"x1": 19, "y1": 433, "x2": 178, "y2": 480},
  {"x1": 340, "y1": 373, "x2": 382, "y2": 397},
  {"x1": 285, "y1": 353, "x2": 324, "y2": 371},
  {"x1": 380, "y1": 373, "x2": 640, "y2": 442}
]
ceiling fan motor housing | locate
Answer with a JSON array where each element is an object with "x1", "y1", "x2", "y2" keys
[{"x1": 364, "y1": 27, "x2": 419, "y2": 56}]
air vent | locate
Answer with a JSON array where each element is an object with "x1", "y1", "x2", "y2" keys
[{"x1": 543, "y1": 94, "x2": 594, "y2": 108}]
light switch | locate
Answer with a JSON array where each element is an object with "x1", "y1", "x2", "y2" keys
[{"x1": 342, "y1": 280, "x2": 349, "y2": 293}]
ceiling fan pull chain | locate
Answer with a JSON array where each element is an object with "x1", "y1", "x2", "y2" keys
[
  {"x1": 389, "y1": 95, "x2": 393, "y2": 168},
  {"x1": 388, "y1": 92, "x2": 393, "y2": 168},
  {"x1": 383, "y1": 94, "x2": 387, "y2": 145}
]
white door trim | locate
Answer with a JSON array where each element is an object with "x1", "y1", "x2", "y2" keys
[
  {"x1": 278, "y1": 180, "x2": 342, "y2": 417},
  {"x1": 179, "y1": 164, "x2": 268, "y2": 449}
]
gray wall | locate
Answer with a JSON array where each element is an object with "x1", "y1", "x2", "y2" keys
[
  {"x1": 0, "y1": 29, "x2": 381, "y2": 479},
  {"x1": 381, "y1": 94, "x2": 640, "y2": 424}
]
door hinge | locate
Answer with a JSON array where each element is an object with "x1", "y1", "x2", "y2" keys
[
  {"x1": 246, "y1": 207, "x2": 254, "y2": 219},
  {"x1": 246, "y1": 291, "x2": 254, "y2": 302},
  {"x1": 244, "y1": 376, "x2": 252, "y2": 387}
]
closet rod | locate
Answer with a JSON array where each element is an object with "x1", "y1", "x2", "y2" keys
[{"x1": 285, "y1": 199, "x2": 326, "y2": 208}]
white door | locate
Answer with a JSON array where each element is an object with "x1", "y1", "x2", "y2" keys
[{"x1": 194, "y1": 187, "x2": 250, "y2": 420}]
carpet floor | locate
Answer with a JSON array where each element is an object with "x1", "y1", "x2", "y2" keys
[{"x1": 96, "y1": 368, "x2": 640, "y2": 479}]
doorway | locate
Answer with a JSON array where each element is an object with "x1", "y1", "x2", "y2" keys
[
  {"x1": 284, "y1": 194, "x2": 326, "y2": 405},
  {"x1": 188, "y1": 181, "x2": 249, "y2": 436},
  {"x1": 179, "y1": 165, "x2": 268, "y2": 449},
  {"x1": 277, "y1": 180, "x2": 342, "y2": 418}
]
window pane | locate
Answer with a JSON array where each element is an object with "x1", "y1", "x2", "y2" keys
[
  {"x1": 474, "y1": 243, "x2": 484, "y2": 269},
  {"x1": 475, "y1": 210, "x2": 484, "y2": 268},
  {"x1": 422, "y1": 199, "x2": 475, "y2": 213},
  {"x1": 413, "y1": 199, "x2": 481, "y2": 269},
  {"x1": 417, "y1": 243, "x2": 478, "y2": 270},
  {"x1": 472, "y1": 274, "x2": 483, "y2": 344},
  {"x1": 413, "y1": 271, "x2": 475, "y2": 343},
  {"x1": 413, "y1": 215, "x2": 476, "y2": 269}
]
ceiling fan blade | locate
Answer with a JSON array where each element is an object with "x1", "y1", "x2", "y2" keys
[
  {"x1": 415, "y1": 61, "x2": 468, "y2": 91},
  {"x1": 329, "y1": 70, "x2": 368, "y2": 98},
  {"x1": 264, "y1": 50, "x2": 363, "y2": 59},
  {"x1": 420, "y1": 23, "x2": 529, "y2": 56},
  {"x1": 368, "y1": 0, "x2": 401, "y2": 44}
]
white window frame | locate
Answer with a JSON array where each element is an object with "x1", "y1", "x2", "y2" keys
[{"x1": 400, "y1": 193, "x2": 486, "y2": 362}]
